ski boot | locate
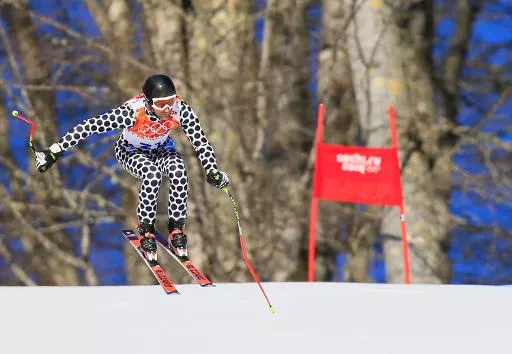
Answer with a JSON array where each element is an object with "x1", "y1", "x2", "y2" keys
[
  {"x1": 168, "y1": 219, "x2": 188, "y2": 261},
  {"x1": 138, "y1": 222, "x2": 158, "y2": 263}
]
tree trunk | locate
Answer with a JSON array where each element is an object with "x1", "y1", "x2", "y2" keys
[
  {"x1": 86, "y1": 0, "x2": 152, "y2": 285},
  {"x1": 317, "y1": 0, "x2": 362, "y2": 281},
  {"x1": 139, "y1": 0, "x2": 190, "y2": 94},
  {"x1": 344, "y1": 0, "x2": 453, "y2": 283},
  {"x1": 382, "y1": 0, "x2": 452, "y2": 283},
  {"x1": 249, "y1": 0, "x2": 312, "y2": 281},
  {"x1": 343, "y1": 0, "x2": 394, "y2": 282},
  {"x1": 186, "y1": 0, "x2": 259, "y2": 281},
  {"x1": 184, "y1": 0, "x2": 312, "y2": 281}
]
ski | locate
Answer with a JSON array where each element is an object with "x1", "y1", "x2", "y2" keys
[
  {"x1": 156, "y1": 232, "x2": 215, "y2": 287},
  {"x1": 122, "y1": 230, "x2": 180, "y2": 295}
]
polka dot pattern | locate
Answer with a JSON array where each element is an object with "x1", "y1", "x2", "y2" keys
[
  {"x1": 115, "y1": 140, "x2": 188, "y2": 224},
  {"x1": 179, "y1": 100, "x2": 218, "y2": 174},
  {"x1": 58, "y1": 103, "x2": 135, "y2": 151},
  {"x1": 154, "y1": 147, "x2": 189, "y2": 221},
  {"x1": 115, "y1": 140, "x2": 162, "y2": 224},
  {"x1": 54, "y1": 95, "x2": 221, "y2": 226}
]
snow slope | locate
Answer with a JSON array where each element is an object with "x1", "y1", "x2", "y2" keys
[{"x1": 1, "y1": 282, "x2": 510, "y2": 354}]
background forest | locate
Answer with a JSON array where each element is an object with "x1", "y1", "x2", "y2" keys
[{"x1": 0, "y1": 0, "x2": 510, "y2": 286}]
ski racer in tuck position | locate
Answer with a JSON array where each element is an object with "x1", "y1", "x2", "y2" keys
[{"x1": 33, "y1": 74, "x2": 230, "y2": 262}]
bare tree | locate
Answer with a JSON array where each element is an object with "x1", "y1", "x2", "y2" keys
[
  {"x1": 438, "y1": 0, "x2": 512, "y2": 284},
  {"x1": 316, "y1": 0, "x2": 377, "y2": 282},
  {"x1": 339, "y1": 0, "x2": 510, "y2": 283},
  {"x1": 1, "y1": 0, "x2": 82, "y2": 285},
  {"x1": 0, "y1": 0, "x2": 508, "y2": 286},
  {"x1": 382, "y1": 0, "x2": 452, "y2": 283},
  {"x1": 85, "y1": 0, "x2": 153, "y2": 285}
]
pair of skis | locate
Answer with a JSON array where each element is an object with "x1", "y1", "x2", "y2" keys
[{"x1": 122, "y1": 230, "x2": 214, "y2": 294}]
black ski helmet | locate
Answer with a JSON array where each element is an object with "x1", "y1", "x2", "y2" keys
[{"x1": 142, "y1": 74, "x2": 176, "y2": 104}]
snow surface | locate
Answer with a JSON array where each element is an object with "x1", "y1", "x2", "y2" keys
[{"x1": 1, "y1": 282, "x2": 510, "y2": 354}]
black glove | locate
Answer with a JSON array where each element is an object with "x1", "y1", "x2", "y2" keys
[
  {"x1": 33, "y1": 143, "x2": 63, "y2": 173},
  {"x1": 207, "y1": 170, "x2": 230, "y2": 189}
]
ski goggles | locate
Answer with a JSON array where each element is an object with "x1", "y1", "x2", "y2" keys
[{"x1": 151, "y1": 95, "x2": 177, "y2": 110}]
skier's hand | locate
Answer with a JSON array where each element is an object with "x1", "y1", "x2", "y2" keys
[
  {"x1": 207, "y1": 170, "x2": 229, "y2": 189},
  {"x1": 33, "y1": 143, "x2": 63, "y2": 173}
]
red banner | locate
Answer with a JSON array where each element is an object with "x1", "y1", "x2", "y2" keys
[
  {"x1": 313, "y1": 144, "x2": 403, "y2": 206},
  {"x1": 308, "y1": 104, "x2": 411, "y2": 284}
]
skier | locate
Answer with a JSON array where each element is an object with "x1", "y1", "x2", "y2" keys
[{"x1": 33, "y1": 74, "x2": 229, "y2": 261}]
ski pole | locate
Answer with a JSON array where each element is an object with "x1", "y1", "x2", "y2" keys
[
  {"x1": 12, "y1": 110, "x2": 36, "y2": 152},
  {"x1": 223, "y1": 187, "x2": 275, "y2": 314}
]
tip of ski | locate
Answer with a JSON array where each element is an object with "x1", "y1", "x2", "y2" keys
[
  {"x1": 200, "y1": 283, "x2": 216, "y2": 287},
  {"x1": 166, "y1": 290, "x2": 181, "y2": 295}
]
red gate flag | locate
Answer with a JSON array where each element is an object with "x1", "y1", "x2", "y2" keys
[
  {"x1": 308, "y1": 104, "x2": 411, "y2": 284},
  {"x1": 314, "y1": 144, "x2": 403, "y2": 205}
]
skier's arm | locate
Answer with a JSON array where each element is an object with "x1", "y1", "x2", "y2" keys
[
  {"x1": 179, "y1": 101, "x2": 229, "y2": 188},
  {"x1": 179, "y1": 101, "x2": 218, "y2": 174},
  {"x1": 57, "y1": 103, "x2": 136, "y2": 152},
  {"x1": 34, "y1": 103, "x2": 135, "y2": 173}
]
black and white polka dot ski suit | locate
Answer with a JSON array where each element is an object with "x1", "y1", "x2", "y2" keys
[{"x1": 56, "y1": 94, "x2": 218, "y2": 225}]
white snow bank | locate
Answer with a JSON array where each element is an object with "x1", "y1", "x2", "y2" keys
[{"x1": 1, "y1": 282, "x2": 510, "y2": 354}]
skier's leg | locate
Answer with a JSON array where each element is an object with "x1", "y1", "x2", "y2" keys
[
  {"x1": 115, "y1": 141, "x2": 162, "y2": 258},
  {"x1": 155, "y1": 145, "x2": 189, "y2": 258},
  {"x1": 155, "y1": 147, "x2": 188, "y2": 221}
]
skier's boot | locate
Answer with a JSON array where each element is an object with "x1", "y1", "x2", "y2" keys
[
  {"x1": 138, "y1": 221, "x2": 158, "y2": 263},
  {"x1": 168, "y1": 218, "x2": 188, "y2": 260}
]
